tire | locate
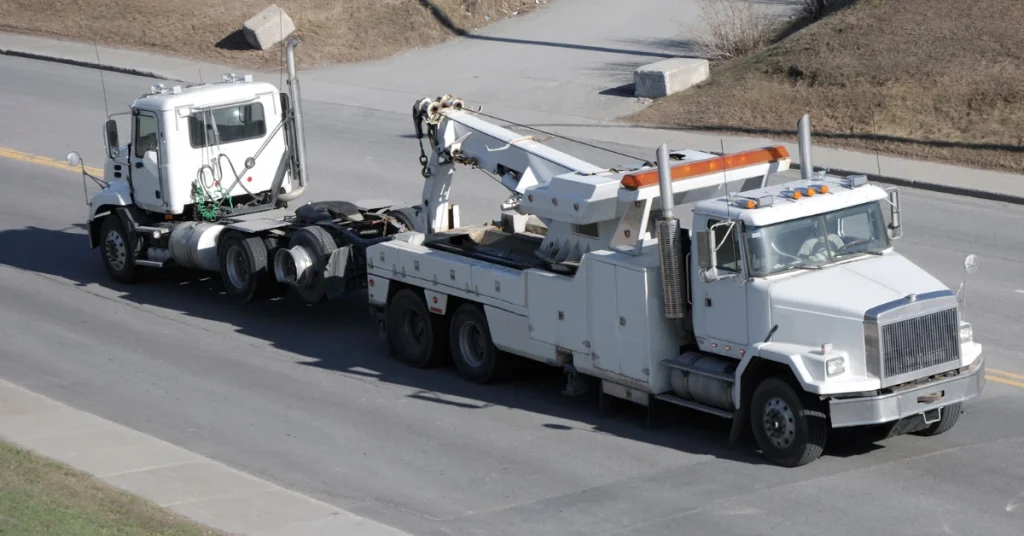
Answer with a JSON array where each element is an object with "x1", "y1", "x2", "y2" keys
[
  {"x1": 99, "y1": 215, "x2": 141, "y2": 284},
  {"x1": 911, "y1": 402, "x2": 962, "y2": 437},
  {"x1": 386, "y1": 289, "x2": 444, "y2": 368},
  {"x1": 288, "y1": 225, "x2": 337, "y2": 303},
  {"x1": 448, "y1": 303, "x2": 505, "y2": 384},
  {"x1": 750, "y1": 376, "x2": 828, "y2": 467},
  {"x1": 218, "y1": 233, "x2": 270, "y2": 303},
  {"x1": 261, "y1": 236, "x2": 289, "y2": 299}
]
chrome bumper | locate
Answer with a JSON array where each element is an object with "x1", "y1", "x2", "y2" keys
[{"x1": 828, "y1": 358, "x2": 985, "y2": 428}]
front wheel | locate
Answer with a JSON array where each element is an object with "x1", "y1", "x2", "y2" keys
[
  {"x1": 99, "y1": 215, "x2": 141, "y2": 284},
  {"x1": 750, "y1": 377, "x2": 828, "y2": 467},
  {"x1": 911, "y1": 402, "x2": 962, "y2": 437}
]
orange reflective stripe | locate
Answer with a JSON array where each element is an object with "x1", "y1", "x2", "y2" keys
[{"x1": 620, "y1": 146, "x2": 790, "y2": 190}]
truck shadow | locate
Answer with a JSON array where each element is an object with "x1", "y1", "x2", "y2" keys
[{"x1": 0, "y1": 224, "x2": 885, "y2": 466}]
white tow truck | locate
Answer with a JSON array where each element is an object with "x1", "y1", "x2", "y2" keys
[
  {"x1": 366, "y1": 96, "x2": 986, "y2": 466},
  {"x1": 69, "y1": 38, "x2": 423, "y2": 304}
]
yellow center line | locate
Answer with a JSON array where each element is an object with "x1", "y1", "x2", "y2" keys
[
  {"x1": 988, "y1": 368, "x2": 1024, "y2": 380},
  {"x1": 0, "y1": 147, "x2": 105, "y2": 177},
  {"x1": 987, "y1": 374, "x2": 1024, "y2": 389}
]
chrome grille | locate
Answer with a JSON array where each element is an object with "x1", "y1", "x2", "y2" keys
[{"x1": 879, "y1": 307, "x2": 960, "y2": 381}]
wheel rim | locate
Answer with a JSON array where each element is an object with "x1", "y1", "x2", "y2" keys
[
  {"x1": 225, "y1": 245, "x2": 250, "y2": 290},
  {"x1": 104, "y1": 230, "x2": 127, "y2": 271},
  {"x1": 762, "y1": 397, "x2": 797, "y2": 449},
  {"x1": 458, "y1": 321, "x2": 487, "y2": 368},
  {"x1": 400, "y1": 309, "x2": 428, "y2": 353}
]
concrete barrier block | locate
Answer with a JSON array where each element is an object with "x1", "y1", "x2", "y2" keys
[
  {"x1": 243, "y1": 4, "x2": 296, "y2": 50},
  {"x1": 634, "y1": 58, "x2": 710, "y2": 99}
]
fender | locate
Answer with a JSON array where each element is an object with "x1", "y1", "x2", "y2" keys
[
  {"x1": 732, "y1": 342, "x2": 825, "y2": 406},
  {"x1": 86, "y1": 181, "x2": 138, "y2": 249}
]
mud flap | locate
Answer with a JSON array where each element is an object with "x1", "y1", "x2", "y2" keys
[{"x1": 324, "y1": 245, "x2": 352, "y2": 300}]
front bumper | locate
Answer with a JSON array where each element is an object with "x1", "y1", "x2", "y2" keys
[{"x1": 828, "y1": 357, "x2": 985, "y2": 428}]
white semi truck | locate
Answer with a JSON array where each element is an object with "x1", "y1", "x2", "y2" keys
[
  {"x1": 70, "y1": 41, "x2": 985, "y2": 466},
  {"x1": 364, "y1": 96, "x2": 986, "y2": 467},
  {"x1": 69, "y1": 38, "x2": 424, "y2": 304}
]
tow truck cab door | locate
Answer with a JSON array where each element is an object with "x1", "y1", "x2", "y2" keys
[
  {"x1": 129, "y1": 108, "x2": 164, "y2": 212},
  {"x1": 692, "y1": 216, "x2": 749, "y2": 348}
]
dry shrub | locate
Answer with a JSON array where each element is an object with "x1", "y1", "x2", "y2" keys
[
  {"x1": 628, "y1": 0, "x2": 1024, "y2": 174},
  {"x1": 691, "y1": 0, "x2": 782, "y2": 61},
  {"x1": 800, "y1": 0, "x2": 829, "y2": 20}
]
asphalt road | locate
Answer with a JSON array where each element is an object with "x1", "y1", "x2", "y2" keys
[{"x1": 2, "y1": 54, "x2": 1024, "y2": 536}]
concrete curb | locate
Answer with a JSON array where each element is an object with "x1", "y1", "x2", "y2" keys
[
  {"x1": 789, "y1": 162, "x2": 1024, "y2": 206},
  {"x1": 0, "y1": 378, "x2": 412, "y2": 536},
  {"x1": 0, "y1": 46, "x2": 184, "y2": 82}
]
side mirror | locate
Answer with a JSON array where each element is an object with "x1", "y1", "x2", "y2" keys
[
  {"x1": 143, "y1": 150, "x2": 158, "y2": 166},
  {"x1": 964, "y1": 253, "x2": 978, "y2": 274},
  {"x1": 886, "y1": 187, "x2": 902, "y2": 239},
  {"x1": 66, "y1": 151, "x2": 82, "y2": 167},
  {"x1": 104, "y1": 119, "x2": 120, "y2": 159},
  {"x1": 695, "y1": 230, "x2": 718, "y2": 281}
]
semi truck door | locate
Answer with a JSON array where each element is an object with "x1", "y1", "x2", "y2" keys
[
  {"x1": 696, "y1": 218, "x2": 749, "y2": 346},
  {"x1": 130, "y1": 110, "x2": 164, "y2": 212}
]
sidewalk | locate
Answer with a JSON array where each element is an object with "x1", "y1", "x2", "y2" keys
[
  {"x1": 2, "y1": 29, "x2": 1021, "y2": 205},
  {"x1": 0, "y1": 379, "x2": 410, "y2": 536}
]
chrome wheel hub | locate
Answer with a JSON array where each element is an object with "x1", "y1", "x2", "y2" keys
[
  {"x1": 104, "y1": 230, "x2": 127, "y2": 271},
  {"x1": 225, "y1": 245, "x2": 250, "y2": 289},
  {"x1": 458, "y1": 322, "x2": 486, "y2": 367},
  {"x1": 763, "y1": 397, "x2": 797, "y2": 449}
]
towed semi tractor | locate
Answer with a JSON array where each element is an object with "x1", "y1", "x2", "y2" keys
[
  {"x1": 70, "y1": 38, "x2": 425, "y2": 304},
  {"x1": 70, "y1": 42, "x2": 984, "y2": 466}
]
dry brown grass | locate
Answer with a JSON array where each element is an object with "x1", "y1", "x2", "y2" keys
[
  {"x1": 690, "y1": 0, "x2": 783, "y2": 61},
  {"x1": 627, "y1": 0, "x2": 1024, "y2": 174},
  {"x1": 0, "y1": 0, "x2": 546, "y2": 69}
]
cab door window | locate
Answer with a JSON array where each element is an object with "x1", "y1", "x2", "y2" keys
[
  {"x1": 134, "y1": 113, "x2": 159, "y2": 158},
  {"x1": 708, "y1": 218, "x2": 742, "y2": 274}
]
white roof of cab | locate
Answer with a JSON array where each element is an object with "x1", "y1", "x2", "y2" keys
[
  {"x1": 132, "y1": 79, "x2": 280, "y2": 112},
  {"x1": 696, "y1": 174, "x2": 889, "y2": 227}
]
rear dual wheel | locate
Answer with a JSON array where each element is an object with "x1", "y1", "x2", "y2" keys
[
  {"x1": 448, "y1": 303, "x2": 506, "y2": 384},
  {"x1": 386, "y1": 289, "x2": 446, "y2": 368},
  {"x1": 386, "y1": 291, "x2": 506, "y2": 383},
  {"x1": 218, "y1": 233, "x2": 272, "y2": 303}
]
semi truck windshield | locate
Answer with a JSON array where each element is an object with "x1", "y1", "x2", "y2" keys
[{"x1": 746, "y1": 201, "x2": 891, "y2": 277}]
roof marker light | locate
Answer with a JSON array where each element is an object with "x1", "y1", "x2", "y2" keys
[{"x1": 620, "y1": 145, "x2": 790, "y2": 189}]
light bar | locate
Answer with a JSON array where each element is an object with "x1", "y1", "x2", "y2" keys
[{"x1": 621, "y1": 146, "x2": 789, "y2": 190}]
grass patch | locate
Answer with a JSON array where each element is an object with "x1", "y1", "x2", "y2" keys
[
  {"x1": 627, "y1": 0, "x2": 1024, "y2": 174},
  {"x1": 0, "y1": 438, "x2": 222, "y2": 535},
  {"x1": 0, "y1": 0, "x2": 548, "y2": 70}
]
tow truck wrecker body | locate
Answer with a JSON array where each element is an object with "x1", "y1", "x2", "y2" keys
[{"x1": 366, "y1": 97, "x2": 984, "y2": 466}]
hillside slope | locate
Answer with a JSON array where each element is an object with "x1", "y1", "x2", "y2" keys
[
  {"x1": 626, "y1": 0, "x2": 1024, "y2": 173},
  {"x1": 0, "y1": 0, "x2": 546, "y2": 69}
]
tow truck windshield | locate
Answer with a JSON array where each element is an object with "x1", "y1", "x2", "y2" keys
[{"x1": 746, "y1": 201, "x2": 891, "y2": 277}]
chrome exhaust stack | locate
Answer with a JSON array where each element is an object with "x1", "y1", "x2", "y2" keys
[
  {"x1": 655, "y1": 143, "x2": 685, "y2": 319},
  {"x1": 274, "y1": 245, "x2": 314, "y2": 286},
  {"x1": 277, "y1": 37, "x2": 308, "y2": 202},
  {"x1": 798, "y1": 113, "x2": 813, "y2": 181}
]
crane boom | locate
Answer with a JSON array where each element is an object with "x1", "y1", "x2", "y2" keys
[{"x1": 412, "y1": 95, "x2": 793, "y2": 263}]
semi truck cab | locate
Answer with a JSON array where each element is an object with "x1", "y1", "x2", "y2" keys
[{"x1": 690, "y1": 174, "x2": 983, "y2": 433}]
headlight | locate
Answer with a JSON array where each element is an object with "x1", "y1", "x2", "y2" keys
[
  {"x1": 959, "y1": 322, "x2": 973, "y2": 343},
  {"x1": 826, "y1": 356, "x2": 846, "y2": 377}
]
